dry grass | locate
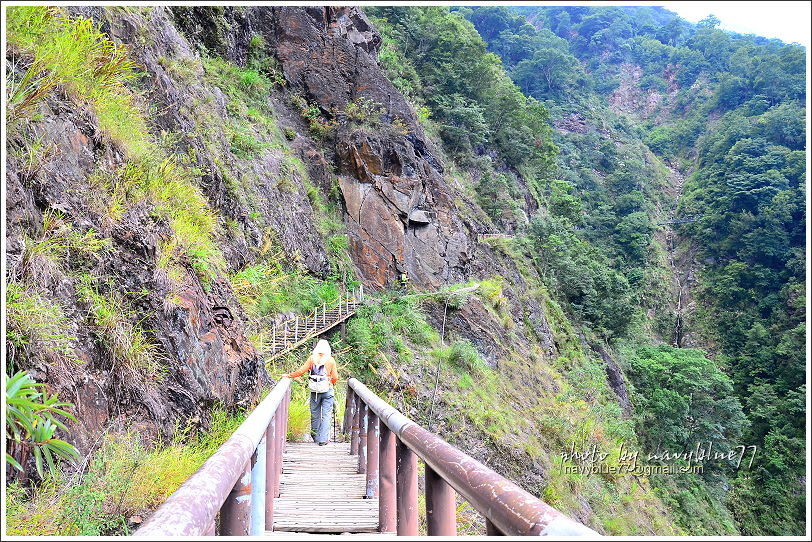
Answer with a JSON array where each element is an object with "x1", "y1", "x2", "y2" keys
[{"x1": 6, "y1": 408, "x2": 245, "y2": 536}]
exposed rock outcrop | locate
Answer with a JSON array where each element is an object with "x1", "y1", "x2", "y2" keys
[
  {"x1": 258, "y1": 6, "x2": 472, "y2": 290},
  {"x1": 7, "y1": 5, "x2": 570, "y2": 482},
  {"x1": 6, "y1": 84, "x2": 266, "y2": 451}
]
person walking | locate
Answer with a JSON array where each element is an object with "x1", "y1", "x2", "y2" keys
[{"x1": 283, "y1": 339, "x2": 339, "y2": 445}]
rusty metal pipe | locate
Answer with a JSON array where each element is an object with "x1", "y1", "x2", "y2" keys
[
  {"x1": 379, "y1": 422, "x2": 396, "y2": 533},
  {"x1": 343, "y1": 385, "x2": 355, "y2": 434},
  {"x1": 366, "y1": 413, "x2": 379, "y2": 498},
  {"x1": 134, "y1": 378, "x2": 292, "y2": 537},
  {"x1": 426, "y1": 464, "x2": 456, "y2": 535},
  {"x1": 357, "y1": 401, "x2": 368, "y2": 474},
  {"x1": 347, "y1": 378, "x2": 599, "y2": 537},
  {"x1": 220, "y1": 459, "x2": 252, "y2": 535},
  {"x1": 396, "y1": 437, "x2": 419, "y2": 536}
]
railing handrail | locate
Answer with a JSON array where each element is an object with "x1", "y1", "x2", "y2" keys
[
  {"x1": 347, "y1": 378, "x2": 600, "y2": 537},
  {"x1": 134, "y1": 377, "x2": 292, "y2": 537},
  {"x1": 272, "y1": 292, "x2": 361, "y2": 330}
]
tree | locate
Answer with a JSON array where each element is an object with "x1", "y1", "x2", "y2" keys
[
  {"x1": 697, "y1": 14, "x2": 720, "y2": 29},
  {"x1": 626, "y1": 345, "x2": 747, "y2": 471}
]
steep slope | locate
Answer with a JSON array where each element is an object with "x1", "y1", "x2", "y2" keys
[
  {"x1": 3, "y1": 6, "x2": 722, "y2": 536},
  {"x1": 464, "y1": 5, "x2": 805, "y2": 536}
]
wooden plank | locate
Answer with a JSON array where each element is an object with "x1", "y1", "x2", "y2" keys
[
  {"x1": 273, "y1": 439, "x2": 378, "y2": 534},
  {"x1": 265, "y1": 532, "x2": 395, "y2": 537}
]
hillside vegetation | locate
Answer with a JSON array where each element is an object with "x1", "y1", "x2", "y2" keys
[
  {"x1": 459, "y1": 5, "x2": 805, "y2": 535},
  {"x1": 4, "y1": 5, "x2": 805, "y2": 537}
]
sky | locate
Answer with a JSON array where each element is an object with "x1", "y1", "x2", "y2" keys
[{"x1": 659, "y1": 1, "x2": 811, "y2": 47}]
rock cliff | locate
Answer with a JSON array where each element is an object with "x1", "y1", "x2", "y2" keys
[{"x1": 6, "y1": 6, "x2": 635, "y2": 527}]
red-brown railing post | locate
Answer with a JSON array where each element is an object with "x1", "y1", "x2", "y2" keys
[
  {"x1": 350, "y1": 393, "x2": 361, "y2": 455},
  {"x1": 366, "y1": 413, "x2": 379, "y2": 498},
  {"x1": 379, "y1": 422, "x2": 397, "y2": 533},
  {"x1": 265, "y1": 418, "x2": 277, "y2": 531},
  {"x1": 396, "y1": 438, "x2": 418, "y2": 536},
  {"x1": 134, "y1": 378, "x2": 292, "y2": 537},
  {"x1": 357, "y1": 401, "x2": 368, "y2": 474},
  {"x1": 220, "y1": 460, "x2": 252, "y2": 535},
  {"x1": 344, "y1": 386, "x2": 356, "y2": 435},
  {"x1": 274, "y1": 392, "x2": 287, "y2": 498},
  {"x1": 426, "y1": 465, "x2": 456, "y2": 535}
]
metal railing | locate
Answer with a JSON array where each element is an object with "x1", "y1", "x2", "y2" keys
[
  {"x1": 133, "y1": 378, "x2": 292, "y2": 537},
  {"x1": 267, "y1": 286, "x2": 364, "y2": 361},
  {"x1": 132, "y1": 373, "x2": 599, "y2": 536},
  {"x1": 344, "y1": 378, "x2": 601, "y2": 536}
]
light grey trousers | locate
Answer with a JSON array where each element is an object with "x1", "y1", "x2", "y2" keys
[{"x1": 309, "y1": 388, "x2": 335, "y2": 443}]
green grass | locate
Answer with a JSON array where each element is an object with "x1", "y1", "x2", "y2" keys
[
  {"x1": 6, "y1": 6, "x2": 149, "y2": 156},
  {"x1": 5, "y1": 282, "x2": 78, "y2": 372},
  {"x1": 286, "y1": 392, "x2": 312, "y2": 441},
  {"x1": 8, "y1": 8, "x2": 226, "y2": 282},
  {"x1": 118, "y1": 153, "x2": 225, "y2": 279},
  {"x1": 228, "y1": 127, "x2": 268, "y2": 159},
  {"x1": 431, "y1": 340, "x2": 488, "y2": 374},
  {"x1": 5, "y1": 406, "x2": 245, "y2": 536},
  {"x1": 14, "y1": 210, "x2": 112, "y2": 282},
  {"x1": 337, "y1": 275, "x2": 681, "y2": 535},
  {"x1": 232, "y1": 261, "x2": 340, "y2": 317},
  {"x1": 76, "y1": 275, "x2": 163, "y2": 379},
  {"x1": 344, "y1": 295, "x2": 439, "y2": 375},
  {"x1": 202, "y1": 55, "x2": 275, "y2": 105},
  {"x1": 229, "y1": 253, "x2": 348, "y2": 358}
]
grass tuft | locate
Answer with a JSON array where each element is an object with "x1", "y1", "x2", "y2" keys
[
  {"x1": 6, "y1": 6, "x2": 149, "y2": 155},
  {"x1": 76, "y1": 275, "x2": 163, "y2": 379},
  {"x1": 5, "y1": 282, "x2": 78, "y2": 372},
  {"x1": 117, "y1": 153, "x2": 225, "y2": 279}
]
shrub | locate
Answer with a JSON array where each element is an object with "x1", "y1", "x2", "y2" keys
[
  {"x1": 228, "y1": 128, "x2": 267, "y2": 158},
  {"x1": 345, "y1": 97, "x2": 384, "y2": 125},
  {"x1": 447, "y1": 340, "x2": 487, "y2": 373},
  {"x1": 5, "y1": 371, "x2": 79, "y2": 479},
  {"x1": 230, "y1": 262, "x2": 340, "y2": 318}
]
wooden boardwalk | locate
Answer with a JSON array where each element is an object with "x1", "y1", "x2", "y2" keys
[
  {"x1": 267, "y1": 299, "x2": 361, "y2": 362},
  {"x1": 269, "y1": 442, "x2": 380, "y2": 534}
]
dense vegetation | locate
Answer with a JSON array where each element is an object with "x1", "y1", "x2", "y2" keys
[
  {"x1": 459, "y1": 5, "x2": 805, "y2": 536},
  {"x1": 4, "y1": 4, "x2": 804, "y2": 537},
  {"x1": 367, "y1": 7, "x2": 676, "y2": 345}
]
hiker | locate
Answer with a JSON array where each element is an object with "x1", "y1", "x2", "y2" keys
[{"x1": 283, "y1": 339, "x2": 339, "y2": 446}]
